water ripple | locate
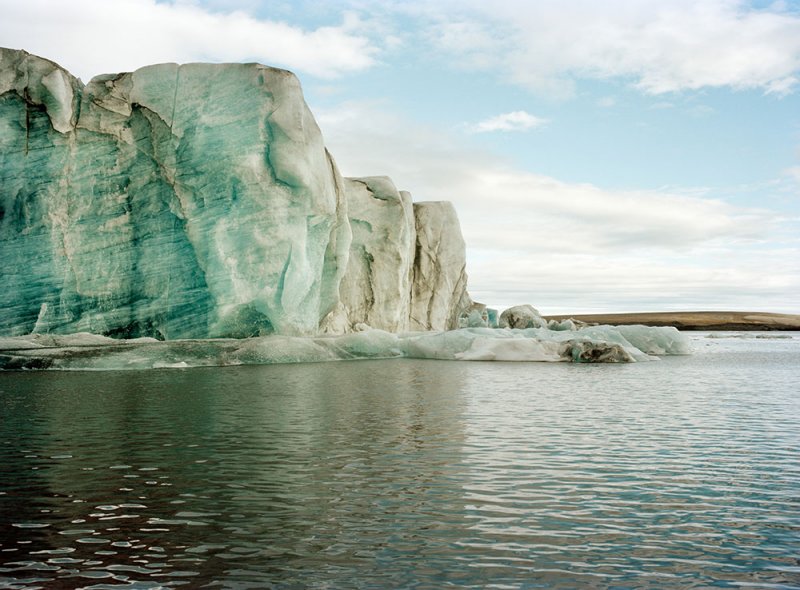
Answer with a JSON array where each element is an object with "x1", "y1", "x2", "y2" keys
[{"x1": 1, "y1": 334, "x2": 799, "y2": 588}]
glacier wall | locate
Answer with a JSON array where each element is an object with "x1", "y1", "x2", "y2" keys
[
  {"x1": 410, "y1": 202, "x2": 471, "y2": 332},
  {"x1": 0, "y1": 49, "x2": 471, "y2": 339}
]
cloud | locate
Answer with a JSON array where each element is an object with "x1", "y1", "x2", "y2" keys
[
  {"x1": 0, "y1": 0, "x2": 378, "y2": 81},
  {"x1": 419, "y1": 0, "x2": 800, "y2": 98},
  {"x1": 469, "y1": 111, "x2": 547, "y2": 133},
  {"x1": 466, "y1": 249, "x2": 800, "y2": 313},
  {"x1": 9, "y1": 1, "x2": 799, "y2": 98},
  {"x1": 316, "y1": 101, "x2": 771, "y2": 250},
  {"x1": 315, "y1": 100, "x2": 799, "y2": 313}
]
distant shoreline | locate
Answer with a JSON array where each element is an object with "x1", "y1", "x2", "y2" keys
[{"x1": 543, "y1": 311, "x2": 800, "y2": 331}]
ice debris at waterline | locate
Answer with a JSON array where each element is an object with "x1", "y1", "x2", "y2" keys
[
  {"x1": 0, "y1": 48, "x2": 469, "y2": 339},
  {"x1": 0, "y1": 325, "x2": 691, "y2": 370}
]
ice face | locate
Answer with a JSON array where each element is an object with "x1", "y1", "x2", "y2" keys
[
  {"x1": 0, "y1": 49, "x2": 471, "y2": 339},
  {"x1": 0, "y1": 325, "x2": 691, "y2": 370},
  {"x1": 0, "y1": 50, "x2": 346, "y2": 338},
  {"x1": 409, "y1": 201, "x2": 471, "y2": 331},
  {"x1": 332, "y1": 177, "x2": 416, "y2": 333}
]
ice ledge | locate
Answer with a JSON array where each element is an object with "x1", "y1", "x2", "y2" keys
[{"x1": 0, "y1": 325, "x2": 691, "y2": 370}]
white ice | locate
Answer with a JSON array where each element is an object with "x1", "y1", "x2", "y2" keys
[{"x1": 0, "y1": 325, "x2": 691, "y2": 370}]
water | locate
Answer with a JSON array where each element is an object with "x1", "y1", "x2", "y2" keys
[{"x1": 1, "y1": 332, "x2": 799, "y2": 589}]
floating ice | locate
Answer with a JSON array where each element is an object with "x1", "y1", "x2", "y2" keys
[
  {"x1": 705, "y1": 332, "x2": 793, "y2": 340},
  {"x1": 0, "y1": 325, "x2": 691, "y2": 370},
  {"x1": 499, "y1": 304, "x2": 549, "y2": 329}
]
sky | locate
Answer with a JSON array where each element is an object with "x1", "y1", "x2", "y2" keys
[{"x1": 2, "y1": 0, "x2": 799, "y2": 314}]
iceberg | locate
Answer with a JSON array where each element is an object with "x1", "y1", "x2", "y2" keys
[{"x1": 499, "y1": 304, "x2": 549, "y2": 329}]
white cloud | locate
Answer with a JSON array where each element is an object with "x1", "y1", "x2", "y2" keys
[
  {"x1": 317, "y1": 101, "x2": 771, "y2": 250},
  {"x1": 420, "y1": 0, "x2": 800, "y2": 98},
  {"x1": 466, "y1": 250, "x2": 800, "y2": 314},
  {"x1": 0, "y1": 0, "x2": 378, "y2": 81},
  {"x1": 315, "y1": 100, "x2": 799, "y2": 313},
  {"x1": 470, "y1": 111, "x2": 547, "y2": 133},
  {"x1": 9, "y1": 1, "x2": 798, "y2": 97}
]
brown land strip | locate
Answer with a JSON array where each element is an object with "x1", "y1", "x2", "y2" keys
[{"x1": 543, "y1": 311, "x2": 800, "y2": 331}]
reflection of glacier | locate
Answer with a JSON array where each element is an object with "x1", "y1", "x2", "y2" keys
[
  {"x1": 1, "y1": 361, "x2": 475, "y2": 584},
  {"x1": 0, "y1": 49, "x2": 691, "y2": 366}
]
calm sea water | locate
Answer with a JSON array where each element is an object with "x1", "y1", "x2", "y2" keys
[{"x1": 1, "y1": 332, "x2": 799, "y2": 589}]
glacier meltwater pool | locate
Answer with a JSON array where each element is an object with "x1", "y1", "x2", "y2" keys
[{"x1": 1, "y1": 333, "x2": 799, "y2": 588}]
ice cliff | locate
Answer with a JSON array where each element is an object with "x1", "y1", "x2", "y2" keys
[{"x1": 0, "y1": 49, "x2": 470, "y2": 339}]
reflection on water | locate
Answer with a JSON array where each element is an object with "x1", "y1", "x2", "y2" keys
[{"x1": 1, "y1": 335, "x2": 800, "y2": 588}]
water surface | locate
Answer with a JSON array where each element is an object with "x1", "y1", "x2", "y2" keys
[{"x1": 1, "y1": 333, "x2": 799, "y2": 588}]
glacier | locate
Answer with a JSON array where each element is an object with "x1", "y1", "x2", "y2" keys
[
  {"x1": 0, "y1": 48, "x2": 691, "y2": 367},
  {"x1": 0, "y1": 48, "x2": 469, "y2": 339}
]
